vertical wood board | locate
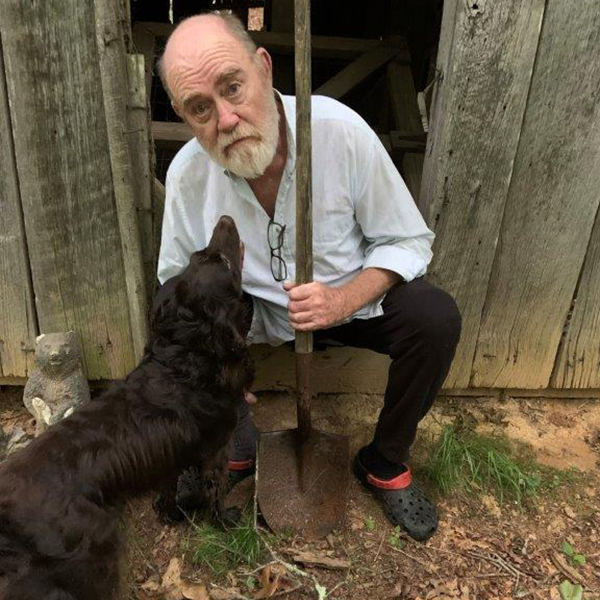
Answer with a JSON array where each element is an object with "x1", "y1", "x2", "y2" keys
[
  {"x1": 1, "y1": 0, "x2": 135, "y2": 379},
  {"x1": 421, "y1": 0, "x2": 545, "y2": 388},
  {"x1": 96, "y1": 0, "x2": 149, "y2": 361},
  {"x1": 552, "y1": 199, "x2": 600, "y2": 388},
  {"x1": 127, "y1": 54, "x2": 156, "y2": 302},
  {"x1": 0, "y1": 34, "x2": 36, "y2": 378},
  {"x1": 473, "y1": 0, "x2": 600, "y2": 388},
  {"x1": 387, "y1": 60, "x2": 425, "y2": 207}
]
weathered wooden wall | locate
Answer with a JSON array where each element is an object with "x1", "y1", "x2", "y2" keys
[
  {"x1": 0, "y1": 37, "x2": 37, "y2": 380},
  {"x1": 1, "y1": 0, "x2": 600, "y2": 393},
  {"x1": 0, "y1": 0, "x2": 138, "y2": 379},
  {"x1": 422, "y1": 0, "x2": 600, "y2": 389}
]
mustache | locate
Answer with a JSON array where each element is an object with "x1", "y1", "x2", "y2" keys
[{"x1": 217, "y1": 125, "x2": 262, "y2": 154}]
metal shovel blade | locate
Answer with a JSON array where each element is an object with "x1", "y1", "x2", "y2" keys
[{"x1": 257, "y1": 428, "x2": 349, "y2": 538}]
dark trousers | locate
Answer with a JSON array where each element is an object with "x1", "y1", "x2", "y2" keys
[{"x1": 232, "y1": 278, "x2": 461, "y2": 465}]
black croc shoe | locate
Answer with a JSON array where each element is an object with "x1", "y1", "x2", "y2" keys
[{"x1": 353, "y1": 452, "x2": 438, "y2": 542}]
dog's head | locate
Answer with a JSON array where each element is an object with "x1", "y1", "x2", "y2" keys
[{"x1": 151, "y1": 216, "x2": 248, "y2": 359}]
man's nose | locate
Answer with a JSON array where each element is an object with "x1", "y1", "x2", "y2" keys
[{"x1": 217, "y1": 101, "x2": 240, "y2": 132}]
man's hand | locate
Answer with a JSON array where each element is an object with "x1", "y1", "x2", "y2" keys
[{"x1": 284, "y1": 281, "x2": 348, "y2": 331}]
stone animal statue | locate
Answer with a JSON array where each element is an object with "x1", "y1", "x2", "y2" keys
[{"x1": 23, "y1": 332, "x2": 90, "y2": 435}]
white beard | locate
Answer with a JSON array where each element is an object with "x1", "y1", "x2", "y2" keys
[{"x1": 205, "y1": 92, "x2": 280, "y2": 179}]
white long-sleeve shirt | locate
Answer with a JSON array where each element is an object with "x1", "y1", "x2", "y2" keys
[{"x1": 158, "y1": 93, "x2": 434, "y2": 345}]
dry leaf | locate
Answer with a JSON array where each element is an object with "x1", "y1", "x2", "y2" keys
[
  {"x1": 141, "y1": 577, "x2": 161, "y2": 592},
  {"x1": 181, "y1": 581, "x2": 210, "y2": 600},
  {"x1": 161, "y1": 557, "x2": 184, "y2": 600},
  {"x1": 160, "y1": 557, "x2": 210, "y2": 600},
  {"x1": 253, "y1": 564, "x2": 280, "y2": 599}
]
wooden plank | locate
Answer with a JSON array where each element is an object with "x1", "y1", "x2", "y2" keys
[
  {"x1": 95, "y1": 0, "x2": 149, "y2": 361},
  {"x1": 127, "y1": 55, "x2": 156, "y2": 302},
  {"x1": 419, "y1": 0, "x2": 546, "y2": 388},
  {"x1": 152, "y1": 120, "x2": 192, "y2": 142},
  {"x1": 552, "y1": 206, "x2": 600, "y2": 388},
  {"x1": 419, "y1": 0, "x2": 459, "y2": 221},
  {"x1": 474, "y1": 0, "x2": 600, "y2": 388},
  {"x1": 387, "y1": 60, "x2": 426, "y2": 203},
  {"x1": 314, "y1": 45, "x2": 399, "y2": 99},
  {"x1": 1, "y1": 0, "x2": 136, "y2": 379},
  {"x1": 132, "y1": 22, "x2": 157, "y2": 103},
  {"x1": 251, "y1": 345, "x2": 390, "y2": 394},
  {"x1": 0, "y1": 34, "x2": 37, "y2": 379},
  {"x1": 152, "y1": 177, "x2": 166, "y2": 278},
  {"x1": 138, "y1": 22, "x2": 392, "y2": 59}
]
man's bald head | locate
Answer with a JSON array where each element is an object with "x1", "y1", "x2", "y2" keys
[{"x1": 158, "y1": 12, "x2": 257, "y2": 98}]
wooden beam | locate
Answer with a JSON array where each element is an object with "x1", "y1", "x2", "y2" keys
[
  {"x1": 127, "y1": 55, "x2": 156, "y2": 302},
  {"x1": 0, "y1": 33, "x2": 37, "y2": 379},
  {"x1": 132, "y1": 22, "x2": 157, "y2": 102},
  {"x1": 152, "y1": 120, "x2": 192, "y2": 142},
  {"x1": 420, "y1": 0, "x2": 546, "y2": 388},
  {"x1": 473, "y1": 0, "x2": 600, "y2": 388},
  {"x1": 314, "y1": 45, "x2": 400, "y2": 99},
  {"x1": 135, "y1": 22, "x2": 399, "y2": 60},
  {"x1": 2, "y1": 0, "x2": 136, "y2": 379},
  {"x1": 387, "y1": 60, "x2": 426, "y2": 207},
  {"x1": 95, "y1": 0, "x2": 149, "y2": 361}
]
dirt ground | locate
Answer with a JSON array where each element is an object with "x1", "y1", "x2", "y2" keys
[{"x1": 1, "y1": 387, "x2": 599, "y2": 600}]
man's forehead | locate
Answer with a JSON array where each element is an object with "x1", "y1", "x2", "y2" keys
[{"x1": 163, "y1": 16, "x2": 245, "y2": 72}]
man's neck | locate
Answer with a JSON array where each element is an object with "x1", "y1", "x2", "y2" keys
[{"x1": 247, "y1": 99, "x2": 288, "y2": 219}]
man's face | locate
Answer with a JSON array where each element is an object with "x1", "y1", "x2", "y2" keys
[{"x1": 165, "y1": 21, "x2": 280, "y2": 179}]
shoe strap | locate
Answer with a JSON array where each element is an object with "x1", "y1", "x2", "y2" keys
[
  {"x1": 367, "y1": 466, "x2": 412, "y2": 490},
  {"x1": 228, "y1": 458, "x2": 254, "y2": 471}
]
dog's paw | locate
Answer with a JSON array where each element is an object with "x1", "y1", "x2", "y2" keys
[{"x1": 153, "y1": 493, "x2": 185, "y2": 525}]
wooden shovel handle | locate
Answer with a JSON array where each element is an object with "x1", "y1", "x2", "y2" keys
[{"x1": 295, "y1": 0, "x2": 312, "y2": 437}]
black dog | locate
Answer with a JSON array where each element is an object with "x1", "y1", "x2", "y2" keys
[{"x1": 0, "y1": 216, "x2": 252, "y2": 600}]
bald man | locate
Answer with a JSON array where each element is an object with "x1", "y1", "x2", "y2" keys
[{"x1": 157, "y1": 12, "x2": 461, "y2": 541}]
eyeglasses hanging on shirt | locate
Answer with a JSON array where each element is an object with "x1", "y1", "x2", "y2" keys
[{"x1": 267, "y1": 220, "x2": 288, "y2": 282}]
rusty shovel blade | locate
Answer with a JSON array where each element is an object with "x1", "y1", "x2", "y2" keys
[{"x1": 257, "y1": 427, "x2": 349, "y2": 538}]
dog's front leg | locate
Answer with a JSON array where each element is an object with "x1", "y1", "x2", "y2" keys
[
  {"x1": 205, "y1": 450, "x2": 241, "y2": 529},
  {"x1": 153, "y1": 476, "x2": 185, "y2": 524}
]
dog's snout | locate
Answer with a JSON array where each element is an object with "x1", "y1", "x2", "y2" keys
[{"x1": 217, "y1": 215, "x2": 235, "y2": 228}]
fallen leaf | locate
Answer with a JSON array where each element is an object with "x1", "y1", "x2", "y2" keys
[
  {"x1": 253, "y1": 564, "x2": 279, "y2": 599},
  {"x1": 160, "y1": 557, "x2": 210, "y2": 600},
  {"x1": 182, "y1": 581, "x2": 210, "y2": 600},
  {"x1": 161, "y1": 557, "x2": 184, "y2": 600},
  {"x1": 141, "y1": 577, "x2": 161, "y2": 592}
]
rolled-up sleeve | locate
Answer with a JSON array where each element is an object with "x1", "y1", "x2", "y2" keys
[
  {"x1": 353, "y1": 132, "x2": 434, "y2": 283},
  {"x1": 157, "y1": 171, "x2": 200, "y2": 284}
]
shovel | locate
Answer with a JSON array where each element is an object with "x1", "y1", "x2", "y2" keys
[{"x1": 256, "y1": 0, "x2": 349, "y2": 538}]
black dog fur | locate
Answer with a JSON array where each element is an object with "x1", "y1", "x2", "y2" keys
[{"x1": 0, "y1": 216, "x2": 252, "y2": 600}]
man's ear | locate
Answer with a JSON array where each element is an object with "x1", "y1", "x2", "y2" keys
[{"x1": 255, "y1": 47, "x2": 273, "y2": 80}]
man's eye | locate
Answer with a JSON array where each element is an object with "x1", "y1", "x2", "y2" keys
[
  {"x1": 227, "y1": 83, "x2": 241, "y2": 96},
  {"x1": 193, "y1": 104, "x2": 209, "y2": 116}
]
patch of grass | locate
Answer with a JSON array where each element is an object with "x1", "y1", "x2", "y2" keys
[
  {"x1": 419, "y1": 424, "x2": 546, "y2": 504},
  {"x1": 182, "y1": 512, "x2": 265, "y2": 577},
  {"x1": 364, "y1": 515, "x2": 376, "y2": 531}
]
